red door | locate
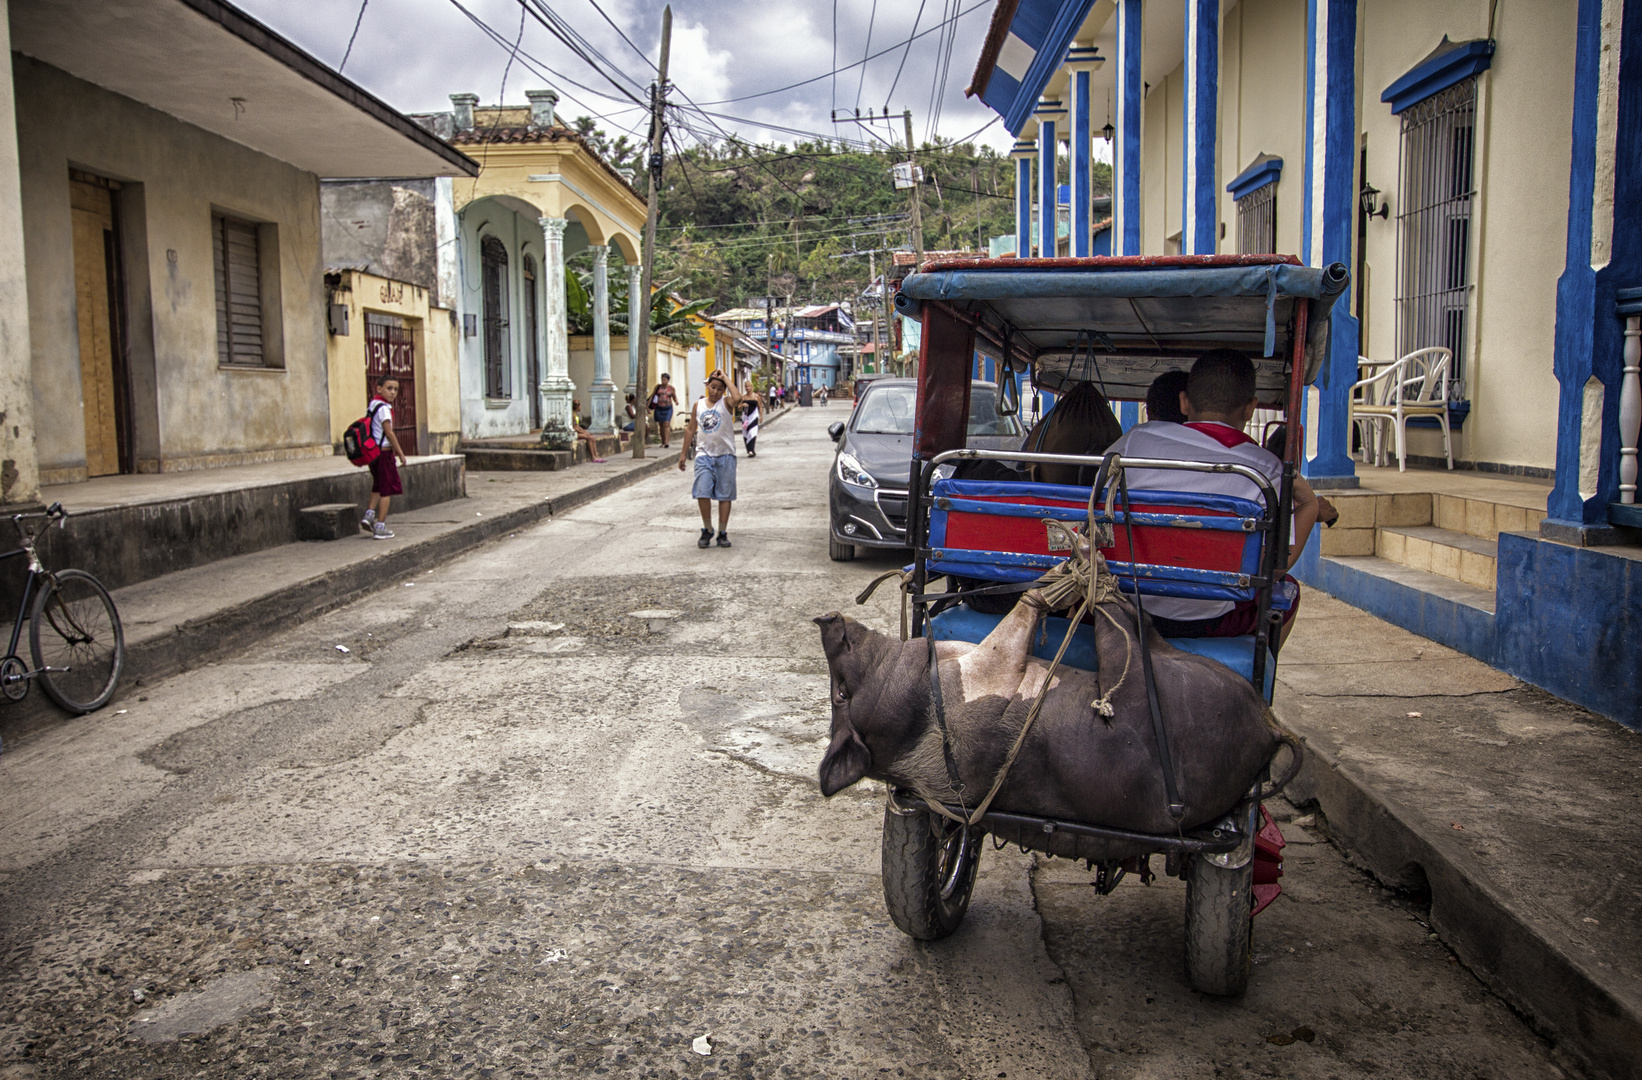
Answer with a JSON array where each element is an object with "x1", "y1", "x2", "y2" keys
[{"x1": 365, "y1": 314, "x2": 417, "y2": 455}]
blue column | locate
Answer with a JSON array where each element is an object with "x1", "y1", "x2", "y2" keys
[
  {"x1": 1012, "y1": 139, "x2": 1035, "y2": 258},
  {"x1": 1067, "y1": 48, "x2": 1102, "y2": 258},
  {"x1": 1114, "y1": 0, "x2": 1143, "y2": 255},
  {"x1": 1547, "y1": 0, "x2": 1642, "y2": 534},
  {"x1": 1035, "y1": 101, "x2": 1065, "y2": 256},
  {"x1": 1300, "y1": 0, "x2": 1359, "y2": 483},
  {"x1": 1183, "y1": 0, "x2": 1219, "y2": 254}
]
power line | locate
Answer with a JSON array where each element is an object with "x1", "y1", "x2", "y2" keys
[
  {"x1": 339, "y1": 0, "x2": 369, "y2": 73},
  {"x1": 581, "y1": 0, "x2": 657, "y2": 73},
  {"x1": 884, "y1": 0, "x2": 929, "y2": 107},
  {"x1": 853, "y1": 0, "x2": 880, "y2": 116}
]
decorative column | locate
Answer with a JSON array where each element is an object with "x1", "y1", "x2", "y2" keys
[
  {"x1": 626, "y1": 262, "x2": 643, "y2": 397},
  {"x1": 1114, "y1": 0, "x2": 1143, "y2": 256},
  {"x1": 1066, "y1": 46, "x2": 1103, "y2": 258},
  {"x1": 588, "y1": 245, "x2": 618, "y2": 434},
  {"x1": 1299, "y1": 0, "x2": 1359, "y2": 484},
  {"x1": 1035, "y1": 100, "x2": 1065, "y2": 257},
  {"x1": 1183, "y1": 0, "x2": 1219, "y2": 254},
  {"x1": 1011, "y1": 133, "x2": 1036, "y2": 258},
  {"x1": 1620, "y1": 303, "x2": 1641, "y2": 506},
  {"x1": 537, "y1": 217, "x2": 575, "y2": 448}
]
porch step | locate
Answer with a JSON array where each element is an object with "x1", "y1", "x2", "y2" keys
[
  {"x1": 1304, "y1": 553, "x2": 1497, "y2": 663},
  {"x1": 1377, "y1": 525, "x2": 1497, "y2": 590}
]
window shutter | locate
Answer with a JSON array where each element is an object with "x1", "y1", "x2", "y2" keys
[{"x1": 214, "y1": 215, "x2": 263, "y2": 365}]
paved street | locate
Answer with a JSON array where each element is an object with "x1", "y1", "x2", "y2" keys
[{"x1": 0, "y1": 406, "x2": 1568, "y2": 1080}]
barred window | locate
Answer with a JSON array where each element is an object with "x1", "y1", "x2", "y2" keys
[
  {"x1": 213, "y1": 214, "x2": 264, "y2": 365},
  {"x1": 1395, "y1": 78, "x2": 1476, "y2": 399},
  {"x1": 1235, "y1": 183, "x2": 1277, "y2": 255},
  {"x1": 481, "y1": 236, "x2": 511, "y2": 399}
]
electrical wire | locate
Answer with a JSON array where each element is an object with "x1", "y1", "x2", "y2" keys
[
  {"x1": 884, "y1": 0, "x2": 929, "y2": 108},
  {"x1": 581, "y1": 0, "x2": 658, "y2": 73},
  {"x1": 339, "y1": 0, "x2": 369, "y2": 73},
  {"x1": 853, "y1": 0, "x2": 880, "y2": 116}
]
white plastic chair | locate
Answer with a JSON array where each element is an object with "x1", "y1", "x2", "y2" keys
[{"x1": 1349, "y1": 347, "x2": 1454, "y2": 472}]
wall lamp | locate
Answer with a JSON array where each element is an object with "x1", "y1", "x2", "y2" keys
[{"x1": 1360, "y1": 183, "x2": 1389, "y2": 220}]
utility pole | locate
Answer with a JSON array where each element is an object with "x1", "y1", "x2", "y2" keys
[
  {"x1": 632, "y1": 5, "x2": 670, "y2": 460},
  {"x1": 902, "y1": 110, "x2": 925, "y2": 269}
]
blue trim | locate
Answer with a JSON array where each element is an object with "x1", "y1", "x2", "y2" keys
[
  {"x1": 1016, "y1": 154, "x2": 1034, "y2": 258},
  {"x1": 1038, "y1": 119, "x2": 1058, "y2": 256},
  {"x1": 1002, "y1": 0, "x2": 1101, "y2": 134},
  {"x1": 1227, "y1": 155, "x2": 1283, "y2": 200},
  {"x1": 901, "y1": 263, "x2": 1349, "y2": 302},
  {"x1": 1072, "y1": 69, "x2": 1092, "y2": 256},
  {"x1": 1381, "y1": 39, "x2": 1496, "y2": 115},
  {"x1": 1184, "y1": 0, "x2": 1219, "y2": 255},
  {"x1": 1118, "y1": 0, "x2": 1143, "y2": 256}
]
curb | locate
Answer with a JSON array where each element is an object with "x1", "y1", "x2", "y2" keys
[
  {"x1": 121, "y1": 454, "x2": 678, "y2": 690},
  {"x1": 1283, "y1": 720, "x2": 1640, "y2": 1080}
]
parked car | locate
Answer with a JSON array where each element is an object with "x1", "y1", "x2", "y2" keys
[{"x1": 826, "y1": 378, "x2": 1024, "y2": 560}]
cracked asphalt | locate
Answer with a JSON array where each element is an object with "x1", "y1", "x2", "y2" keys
[{"x1": 0, "y1": 407, "x2": 1567, "y2": 1079}]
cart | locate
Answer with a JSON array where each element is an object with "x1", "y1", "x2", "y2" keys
[{"x1": 876, "y1": 254, "x2": 1349, "y2": 996}]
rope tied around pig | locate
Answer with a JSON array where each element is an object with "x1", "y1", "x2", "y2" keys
[{"x1": 857, "y1": 458, "x2": 1179, "y2": 829}]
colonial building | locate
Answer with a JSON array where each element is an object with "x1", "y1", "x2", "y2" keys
[
  {"x1": 964, "y1": 0, "x2": 1642, "y2": 726},
  {"x1": 0, "y1": 0, "x2": 474, "y2": 503}
]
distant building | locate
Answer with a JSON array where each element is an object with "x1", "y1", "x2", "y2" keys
[{"x1": 713, "y1": 305, "x2": 856, "y2": 389}]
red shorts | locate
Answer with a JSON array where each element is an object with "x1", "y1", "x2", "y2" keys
[{"x1": 369, "y1": 453, "x2": 403, "y2": 497}]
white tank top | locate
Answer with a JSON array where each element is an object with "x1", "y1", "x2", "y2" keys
[{"x1": 692, "y1": 396, "x2": 736, "y2": 458}]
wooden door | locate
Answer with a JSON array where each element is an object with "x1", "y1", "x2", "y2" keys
[
  {"x1": 70, "y1": 175, "x2": 126, "y2": 476},
  {"x1": 365, "y1": 313, "x2": 418, "y2": 456}
]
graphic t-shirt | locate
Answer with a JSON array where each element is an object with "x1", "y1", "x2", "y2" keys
[{"x1": 692, "y1": 396, "x2": 736, "y2": 458}]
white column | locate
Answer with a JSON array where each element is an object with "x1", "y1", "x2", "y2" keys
[
  {"x1": 588, "y1": 244, "x2": 618, "y2": 434},
  {"x1": 626, "y1": 262, "x2": 643, "y2": 397},
  {"x1": 538, "y1": 216, "x2": 575, "y2": 447},
  {"x1": 1621, "y1": 313, "x2": 1641, "y2": 504}
]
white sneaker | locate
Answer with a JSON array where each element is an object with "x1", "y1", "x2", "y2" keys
[{"x1": 373, "y1": 522, "x2": 394, "y2": 540}]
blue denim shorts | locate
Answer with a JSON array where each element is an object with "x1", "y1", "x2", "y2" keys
[{"x1": 692, "y1": 453, "x2": 737, "y2": 501}]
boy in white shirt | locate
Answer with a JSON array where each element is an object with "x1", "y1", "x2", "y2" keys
[{"x1": 1103, "y1": 350, "x2": 1325, "y2": 644}]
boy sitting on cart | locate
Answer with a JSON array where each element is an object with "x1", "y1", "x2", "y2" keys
[{"x1": 1103, "y1": 349, "x2": 1326, "y2": 646}]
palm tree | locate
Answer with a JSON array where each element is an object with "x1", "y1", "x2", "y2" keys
[{"x1": 565, "y1": 268, "x2": 711, "y2": 346}]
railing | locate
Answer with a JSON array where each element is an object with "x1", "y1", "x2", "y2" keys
[{"x1": 1620, "y1": 307, "x2": 1640, "y2": 505}]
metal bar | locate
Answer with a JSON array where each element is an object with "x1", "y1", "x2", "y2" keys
[
  {"x1": 903, "y1": 797, "x2": 1245, "y2": 854},
  {"x1": 925, "y1": 448, "x2": 1280, "y2": 511}
]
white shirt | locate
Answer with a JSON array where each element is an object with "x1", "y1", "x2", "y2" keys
[
  {"x1": 1102, "y1": 421, "x2": 1283, "y2": 622},
  {"x1": 368, "y1": 398, "x2": 393, "y2": 443},
  {"x1": 692, "y1": 396, "x2": 737, "y2": 458}
]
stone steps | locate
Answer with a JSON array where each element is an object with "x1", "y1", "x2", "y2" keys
[{"x1": 1376, "y1": 525, "x2": 1498, "y2": 590}]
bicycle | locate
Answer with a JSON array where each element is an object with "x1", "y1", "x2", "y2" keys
[{"x1": 0, "y1": 503, "x2": 124, "y2": 716}]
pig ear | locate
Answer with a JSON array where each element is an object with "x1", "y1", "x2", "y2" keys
[
  {"x1": 813, "y1": 612, "x2": 851, "y2": 659},
  {"x1": 818, "y1": 724, "x2": 872, "y2": 796}
]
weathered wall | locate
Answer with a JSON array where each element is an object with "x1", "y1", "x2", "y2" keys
[
  {"x1": 0, "y1": 6, "x2": 38, "y2": 506},
  {"x1": 324, "y1": 268, "x2": 460, "y2": 453},
  {"x1": 321, "y1": 179, "x2": 443, "y2": 305},
  {"x1": 14, "y1": 56, "x2": 330, "y2": 481},
  {"x1": 1357, "y1": 1, "x2": 1572, "y2": 474},
  {"x1": 1217, "y1": 0, "x2": 1306, "y2": 257}
]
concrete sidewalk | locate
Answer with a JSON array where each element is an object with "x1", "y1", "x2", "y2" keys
[{"x1": 1277, "y1": 591, "x2": 1641, "y2": 1080}]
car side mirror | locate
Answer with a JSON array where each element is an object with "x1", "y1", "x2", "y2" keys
[{"x1": 828, "y1": 422, "x2": 845, "y2": 442}]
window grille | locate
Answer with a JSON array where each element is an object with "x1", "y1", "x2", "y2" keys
[
  {"x1": 481, "y1": 236, "x2": 511, "y2": 399},
  {"x1": 1235, "y1": 184, "x2": 1277, "y2": 255},
  {"x1": 213, "y1": 215, "x2": 264, "y2": 365},
  {"x1": 1395, "y1": 78, "x2": 1476, "y2": 400}
]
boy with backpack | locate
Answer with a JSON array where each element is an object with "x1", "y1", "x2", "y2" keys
[{"x1": 358, "y1": 376, "x2": 407, "y2": 539}]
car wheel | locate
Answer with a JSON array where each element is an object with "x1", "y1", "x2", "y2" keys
[{"x1": 829, "y1": 533, "x2": 856, "y2": 561}]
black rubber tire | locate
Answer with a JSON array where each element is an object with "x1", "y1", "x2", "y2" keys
[
  {"x1": 828, "y1": 533, "x2": 856, "y2": 561},
  {"x1": 31, "y1": 569, "x2": 124, "y2": 715},
  {"x1": 1183, "y1": 853, "x2": 1254, "y2": 996},
  {"x1": 880, "y1": 801, "x2": 981, "y2": 940}
]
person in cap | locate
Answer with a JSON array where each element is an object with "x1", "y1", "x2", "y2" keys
[{"x1": 679, "y1": 369, "x2": 745, "y2": 548}]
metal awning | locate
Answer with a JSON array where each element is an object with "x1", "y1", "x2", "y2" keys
[
  {"x1": 896, "y1": 256, "x2": 1349, "y2": 402},
  {"x1": 10, "y1": 0, "x2": 478, "y2": 178}
]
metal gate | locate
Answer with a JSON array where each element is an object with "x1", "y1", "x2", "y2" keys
[{"x1": 365, "y1": 313, "x2": 417, "y2": 456}]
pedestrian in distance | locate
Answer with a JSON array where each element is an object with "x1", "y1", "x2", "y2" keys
[
  {"x1": 741, "y1": 386, "x2": 762, "y2": 458},
  {"x1": 649, "y1": 372, "x2": 679, "y2": 448},
  {"x1": 360, "y1": 376, "x2": 407, "y2": 540},
  {"x1": 817, "y1": 384, "x2": 829, "y2": 406},
  {"x1": 622, "y1": 393, "x2": 637, "y2": 432},
  {"x1": 571, "y1": 399, "x2": 608, "y2": 463},
  {"x1": 679, "y1": 369, "x2": 743, "y2": 548}
]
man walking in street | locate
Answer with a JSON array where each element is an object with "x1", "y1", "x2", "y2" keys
[
  {"x1": 360, "y1": 376, "x2": 407, "y2": 540},
  {"x1": 679, "y1": 369, "x2": 743, "y2": 548},
  {"x1": 649, "y1": 372, "x2": 679, "y2": 448}
]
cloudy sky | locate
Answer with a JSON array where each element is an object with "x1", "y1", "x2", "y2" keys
[{"x1": 236, "y1": 0, "x2": 1016, "y2": 154}]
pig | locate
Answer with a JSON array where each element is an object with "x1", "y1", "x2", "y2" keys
[{"x1": 814, "y1": 594, "x2": 1300, "y2": 835}]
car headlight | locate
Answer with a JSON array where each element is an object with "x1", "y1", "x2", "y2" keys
[{"x1": 836, "y1": 452, "x2": 878, "y2": 490}]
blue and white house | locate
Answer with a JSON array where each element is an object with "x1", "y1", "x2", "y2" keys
[
  {"x1": 965, "y1": 0, "x2": 1642, "y2": 728},
  {"x1": 714, "y1": 305, "x2": 856, "y2": 389}
]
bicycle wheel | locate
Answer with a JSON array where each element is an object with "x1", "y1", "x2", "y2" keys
[{"x1": 31, "y1": 569, "x2": 124, "y2": 714}]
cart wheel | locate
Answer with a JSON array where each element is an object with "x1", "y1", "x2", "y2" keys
[
  {"x1": 881, "y1": 798, "x2": 980, "y2": 940},
  {"x1": 828, "y1": 534, "x2": 856, "y2": 561},
  {"x1": 1184, "y1": 853, "x2": 1254, "y2": 996}
]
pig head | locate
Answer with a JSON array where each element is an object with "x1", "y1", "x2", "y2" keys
[{"x1": 814, "y1": 598, "x2": 1296, "y2": 834}]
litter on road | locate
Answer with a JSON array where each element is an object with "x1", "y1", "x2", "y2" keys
[{"x1": 692, "y1": 1034, "x2": 713, "y2": 1056}]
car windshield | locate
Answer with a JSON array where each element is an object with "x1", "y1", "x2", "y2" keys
[{"x1": 852, "y1": 384, "x2": 1023, "y2": 437}]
